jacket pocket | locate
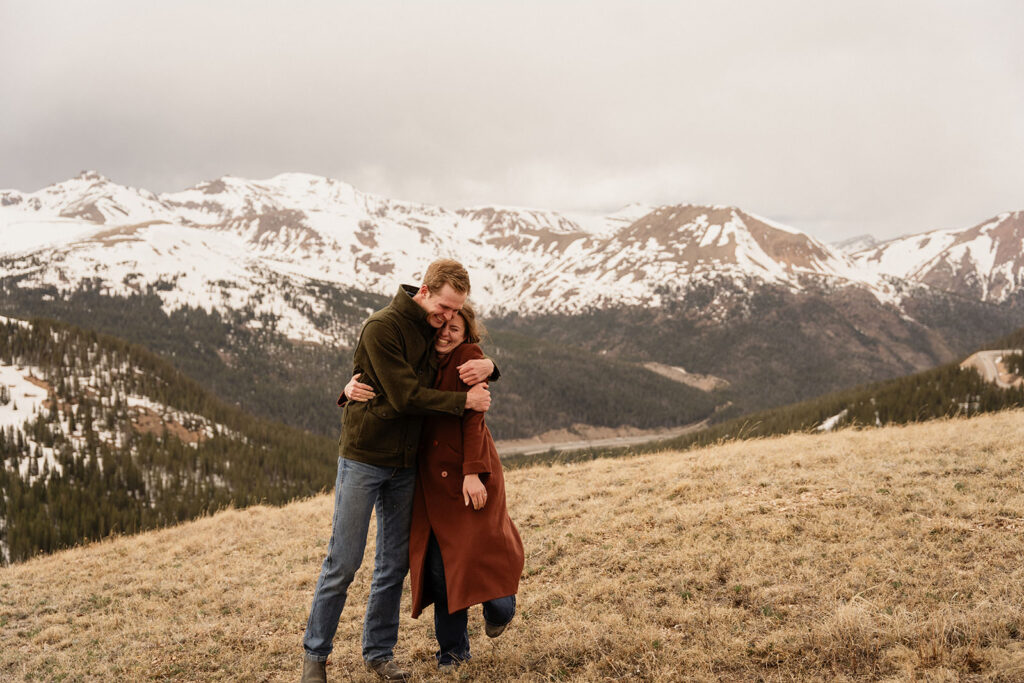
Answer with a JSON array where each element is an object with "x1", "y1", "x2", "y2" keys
[
  {"x1": 341, "y1": 401, "x2": 364, "y2": 445},
  {"x1": 352, "y1": 397, "x2": 402, "y2": 452}
]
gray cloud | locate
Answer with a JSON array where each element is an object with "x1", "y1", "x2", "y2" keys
[{"x1": 2, "y1": 0, "x2": 1022, "y2": 242}]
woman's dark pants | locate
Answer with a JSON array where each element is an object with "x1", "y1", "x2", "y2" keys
[{"x1": 425, "y1": 533, "x2": 516, "y2": 666}]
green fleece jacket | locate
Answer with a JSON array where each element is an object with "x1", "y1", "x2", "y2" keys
[{"x1": 339, "y1": 285, "x2": 468, "y2": 468}]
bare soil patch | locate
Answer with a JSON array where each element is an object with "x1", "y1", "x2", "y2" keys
[{"x1": 130, "y1": 406, "x2": 207, "y2": 444}]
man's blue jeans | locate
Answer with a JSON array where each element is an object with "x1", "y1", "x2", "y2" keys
[{"x1": 303, "y1": 457, "x2": 416, "y2": 663}]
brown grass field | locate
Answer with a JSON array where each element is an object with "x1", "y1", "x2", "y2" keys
[{"x1": 2, "y1": 410, "x2": 1024, "y2": 681}]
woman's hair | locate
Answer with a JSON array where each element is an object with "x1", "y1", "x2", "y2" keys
[{"x1": 457, "y1": 301, "x2": 487, "y2": 345}]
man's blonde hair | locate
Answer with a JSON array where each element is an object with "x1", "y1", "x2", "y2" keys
[{"x1": 423, "y1": 259, "x2": 470, "y2": 295}]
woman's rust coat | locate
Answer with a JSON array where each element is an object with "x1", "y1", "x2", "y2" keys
[{"x1": 409, "y1": 342, "x2": 524, "y2": 617}]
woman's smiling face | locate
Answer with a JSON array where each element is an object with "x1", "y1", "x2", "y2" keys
[{"x1": 434, "y1": 314, "x2": 466, "y2": 356}]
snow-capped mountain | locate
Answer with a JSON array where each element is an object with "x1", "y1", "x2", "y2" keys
[
  {"x1": 5, "y1": 172, "x2": 1024, "y2": 475},
  {"x1": 517, "y1": 205, "x2": 898, "y2": 311},
  {"x1": 833, "y1": 234, "x2": 880, "y2": 254},
  {"x1": 853, "y1": 211, "x2": 1024, "y2": 302},
  {"x1": 0, "y1": 170, "x2": 921, "y2": 343},
  {"x1": 0, "y1": 170, "x2": 177, "y2": 226}
]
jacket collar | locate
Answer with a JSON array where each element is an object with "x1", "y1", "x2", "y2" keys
[
  {"x1": 393, "y1": 284, "x2": 433, "y2": 333},
  {"x1": 437, "y1": 347, "x2": 458, "y2": 372}
]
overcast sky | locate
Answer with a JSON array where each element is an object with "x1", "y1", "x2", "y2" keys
[{"x1": 2, "y1": 1, "x2": 1022, "y2": 242}]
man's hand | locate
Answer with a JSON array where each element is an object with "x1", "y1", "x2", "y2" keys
[
  {"x1": 463, "y1": 474, "x2": 487, "y2": 510},
  {"x1": 465, "y1": 382, "x2": 491, "y2": 412},
  {"x1": 344, "y1": 373, "x2": 375, "y2": 402},
  {"x1": 458, "y1": 358, "x2": 495, "y2": 385}
]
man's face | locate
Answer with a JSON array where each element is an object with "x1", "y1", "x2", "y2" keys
[{"x1": 419, "y1": 284, "x2": 467, "y2": 329}]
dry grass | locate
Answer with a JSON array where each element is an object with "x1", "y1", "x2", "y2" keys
[{"x1": 3, "y1": 410, "x2": 1024, "y2": 681}]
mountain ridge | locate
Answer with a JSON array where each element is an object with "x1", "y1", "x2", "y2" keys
[
  {"x1": 4, "y1": 170, "x2": 1024, "y2": 448},
  {"x1": 2, "y1": 169, "x2": 977, "y2": 328},
  {"x1": 853, "y1": 210, "x2": 1024, "y2": 302},
  {"x1": 4, "y1": 171, "x2": 1019, "y2": 316}
]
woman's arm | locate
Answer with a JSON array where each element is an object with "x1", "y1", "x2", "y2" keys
[
  {"x1": 458, "y1": 344, "x2": 492, "y2": 509},
  {"x1": 340, "y1": 373, "x2": 375, "y2": 404}
]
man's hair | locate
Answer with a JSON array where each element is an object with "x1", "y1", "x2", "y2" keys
[
  {"x1": 423, "y1": 259, "x2": 471, "y2": 295},
  {"x1": 456, "y1": 301, "x2": 486, "y2": 345}
]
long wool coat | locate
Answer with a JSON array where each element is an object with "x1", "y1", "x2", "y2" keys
[{"x1": 409, "y1": 342, "x2": 525, "y2": 617}]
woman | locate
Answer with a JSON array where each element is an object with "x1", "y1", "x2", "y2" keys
[{"x1": 409, "y1": 303, "x2": 524, "y2": 668}]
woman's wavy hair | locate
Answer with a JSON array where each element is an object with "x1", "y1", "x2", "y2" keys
[{"x1": 457, "y1": 301, "x2": 487, "y2": 345}]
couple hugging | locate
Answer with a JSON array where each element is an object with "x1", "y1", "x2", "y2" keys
[{"x1": 301, "y1": 259, "x2": 524, "y2": 682}]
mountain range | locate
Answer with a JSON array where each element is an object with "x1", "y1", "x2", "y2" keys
[
  {"x1": 2, "y1": 170, "x2": 1024, "y2": 435},
  {"x1": 5, "y1": 171, "x2": 1021, "y2": 326},
  {"x1": 4, "y1": 171, "x2": 1024, "y2": 563}
]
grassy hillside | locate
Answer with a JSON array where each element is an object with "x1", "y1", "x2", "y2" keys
[{"x1": 3, "y1": 410, "x2": 1023, "y2": 681}]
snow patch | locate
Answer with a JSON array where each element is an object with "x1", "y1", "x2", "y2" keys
[
  {"x1": 816, "y1": 409, "x2": 849, "y2": 432},
  {"x1": 0, "y1": 364, "x2": 49, "y2": 430}
]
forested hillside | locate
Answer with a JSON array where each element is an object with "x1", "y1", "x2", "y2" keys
[
  {"x1": 0, "y1": 279, "x2": 721, "y2": 439},
  {"x1": 504, "y1": 330, "x2": 1024, "y2": 469},
  {"x1": 491, "y1": 280, "x2": 1024, "y2": 419},
  {"x1": 0, "y1": 317, "x2": 336, "y2": 564}
]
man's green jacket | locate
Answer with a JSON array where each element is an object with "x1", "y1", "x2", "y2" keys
[{"x1": 339, "y1": 285, "x2": 468, "y2": 468}]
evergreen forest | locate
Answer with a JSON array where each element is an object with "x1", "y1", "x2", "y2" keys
[
  {"x1": 502, "y1": 338, "x2": 1024, "y2": 469},
  {"x1": 0, "y1": 318, "x2": 336, "y2": 564}
]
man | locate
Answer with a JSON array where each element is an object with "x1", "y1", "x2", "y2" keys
[{"x1": 302, "y1": 259, "x2": 496, "y2": 683}]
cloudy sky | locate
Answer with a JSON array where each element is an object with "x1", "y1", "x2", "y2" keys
[{"x1": 2, "y1": 0, "x2": 1022, "y2": 241}]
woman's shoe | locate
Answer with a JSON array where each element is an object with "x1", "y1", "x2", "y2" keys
[{"x1": 484, "y1": 619, "x2": 509, "y2": 638}]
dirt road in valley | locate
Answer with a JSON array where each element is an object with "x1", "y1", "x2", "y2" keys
[
  {"x1": 495, "y1": 420, "x2": 708, "y2": 457},
  {"x1": 497, "y1": 350, "x2": 1022, "y2": 459},
  {"x1": 960, "y1": 350, "x2": 1023, "y2": 389}
]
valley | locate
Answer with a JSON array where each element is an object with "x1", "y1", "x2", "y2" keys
[{"x1": 4, "y1": 171, "x2": 1024, "y2": 568}]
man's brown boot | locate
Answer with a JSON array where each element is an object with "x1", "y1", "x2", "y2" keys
[
  {"x1": 365, "y1": 658, "x2": 411, "y2": 681},
  {"x1": 301, "y1": 657, "x2": 327, "y2": 683}
]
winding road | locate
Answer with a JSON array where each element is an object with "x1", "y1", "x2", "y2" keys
[
  {"x1": 495, "y1": 420, "x2": 708, "y2": 457},
  {"x1": 959, "y1": 350, "x2": 1022, "y2": 389}
]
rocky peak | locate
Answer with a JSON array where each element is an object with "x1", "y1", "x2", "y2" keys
[{"x1": 75, "y1": 170, "x2": 108, "y2": 183}]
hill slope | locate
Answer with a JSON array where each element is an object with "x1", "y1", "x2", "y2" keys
[
  {"x1": 503, "y1": 325, "x2": 1024, "y2": 469},
  {"x1": 3, "y1": 411, "x2": 1022, "y2": 681},
  {"x1": 0, "y1": 316, "x2": 336, "y2": 564}
]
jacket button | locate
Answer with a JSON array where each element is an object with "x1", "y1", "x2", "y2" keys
[
  {"x1": 441, "y1": 471, "x2": 448, "y2": 478},
  {"x1": 433, "y1": 440, "x2": 438, "y2": 446}
]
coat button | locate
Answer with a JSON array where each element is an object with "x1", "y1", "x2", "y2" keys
[
  {"x1": 433, "y1": 440, "x2": 438, "y2": 446},
  {"x1": 441, "y1": 471, "x2": 448, "y2": 478}
]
